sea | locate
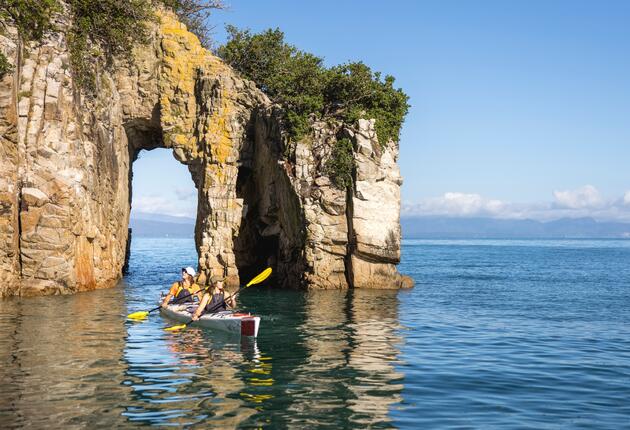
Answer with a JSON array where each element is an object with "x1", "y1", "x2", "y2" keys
[{"x1": 1, "y1": 238, "x2": 629, "y2": 428}]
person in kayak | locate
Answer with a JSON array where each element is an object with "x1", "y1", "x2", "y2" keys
[
  {"x1": 161, "y1": 267, "x2": 203, "y2": 308},
  {"x1": 191, "y1": 275, "x2": 236, "y2": 321}
]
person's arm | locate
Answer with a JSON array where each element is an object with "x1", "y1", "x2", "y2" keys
[
  {"x1": 161, "y1": 283, "x2": 178, "y2": 308},
  {"x1": 224, "y1": 291, "x2": 237, "y2": 309},
  {"x1": 192, "y1": 293, "x2": 210, "y2": 321}
]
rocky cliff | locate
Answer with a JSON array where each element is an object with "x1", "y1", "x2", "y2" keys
[{"x1": 0, "y1": 9, "x2": 412, "y2": 297}]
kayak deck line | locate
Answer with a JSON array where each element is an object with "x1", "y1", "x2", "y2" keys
[{"x1": 159, "y1": 303, "x2": 260, "y2": 337}]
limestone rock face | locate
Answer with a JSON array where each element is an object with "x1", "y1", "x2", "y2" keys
[
  {"x1": 349, "y1": 119, "x2": 412, "y2": 289},
  {"x1": 238, "y1": 111, "x2": 413, "y2": 290},
  {"x1": 0, "y1": 27, "x2": 20, "y2": 295},
  {"x1": 0, "y1": 7, "x2": 411, "y2": 297},
  {"x1": 237, "y1": 109, "x2": 350, "y2": 289},
  {"x1": 1, "y1": 19, "x2": 130, "y2": 296}
]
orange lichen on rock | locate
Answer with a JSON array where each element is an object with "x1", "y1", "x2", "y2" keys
[{"x1": 157, "y1": 11, "x2": 236, "y2": 168}]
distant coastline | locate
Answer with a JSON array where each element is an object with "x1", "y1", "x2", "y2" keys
[
  {"x1": 131, "y1": 213, "x2": 630, "y2": 240},
  {"x1": 130, "y1": 212, "x2": 195, "y2": 238},
  {"x1": 401, "y1": 216, "x2": 630, "y2": 239}
]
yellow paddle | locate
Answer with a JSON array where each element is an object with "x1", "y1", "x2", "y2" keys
[{"x1": 164, "y1": 267, "x2": 272, "y2": 332}]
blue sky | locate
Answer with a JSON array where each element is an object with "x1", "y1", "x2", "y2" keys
[{"x1": 132, "y1": 0, "x2": 630, "y2": 221}]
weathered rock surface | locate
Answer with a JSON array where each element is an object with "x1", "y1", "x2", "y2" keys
[
  {"x1": 0, "y1": 7, "x2": 412, "y2": 297},
  {"x1": 1, "y1": 18, "x2": 130, "y2": 296},
  {"x1": 0, "y1": 26, "x2": 20, "y2": 295}
]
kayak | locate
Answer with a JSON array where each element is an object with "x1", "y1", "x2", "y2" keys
[{"x1": 159, "y1": 303, "x2": 261, "y2": 337}]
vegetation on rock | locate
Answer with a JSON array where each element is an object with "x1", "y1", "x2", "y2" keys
[
  {"x1": 66, "y1": 0, "x2": 156, "y2": 91},
  {"x1": 324, "y1": 138, "x2": 355, "y2": 190},
  {"x1": 0, "y1": 52, "x2": 12, "y2": 78},
  {"x1": 0, "y1": 0, "x2": 223, "y2": 92},
  {"x1": 217, "y1": 26, "x2": 409, "y2": 146},
  {"x1": 0, "y1": 0, "x2": 407, "y2": 193},
  {"x1": 0, "y1": 0, "x2": 60, "y2": 41}
]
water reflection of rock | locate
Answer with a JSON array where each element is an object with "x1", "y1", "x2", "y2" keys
[
  {"x1": 0, "y1": 287, "x2": 130, "y2": 429},
  {"x1": 287, "y1": 289, "x2": 404, "y2": 427},
  {"x1": 346, "y1": 290, "x2": 404, "y2": 426}
]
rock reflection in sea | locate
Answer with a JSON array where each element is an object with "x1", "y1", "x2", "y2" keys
[
  {"x1": 284, "y1": 289, "x2": 404, "y2": 428},
  {"x1": 0, "y1": 286, "x2": 130, "y2": 429},
  {"x1": 0, "y1": 265, "x2": 405, "y2": 429}
]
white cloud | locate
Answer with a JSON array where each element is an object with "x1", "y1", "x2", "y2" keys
[
  {"x1": 175, "y1": 187, "x2": 197, "y2": 201},
  {"x1": 403, "y1": 186, "x2": 630, "y2": 222},
  {"x1": 403, "y1": 192, "x2": 508, "y2": 217},
  {"x1": 132, "y1": 195, "x2": 196, "y2": 218},
  {"x1": 552, "y1": 185, "x2": 603, "y2": 209}
]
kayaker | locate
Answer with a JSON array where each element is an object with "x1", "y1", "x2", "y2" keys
[
  {"x1": 191, "y1": 276, "x2": 236, "y2": 321},
  {"x1": 161, "y1": 267, "x2": 203, "y2": 308}
]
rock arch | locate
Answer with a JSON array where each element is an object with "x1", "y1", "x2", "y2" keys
[
  {"x1": 0, "y1": 11, "x2": 411, "y2": 297},
  {"x1": 118, "y1": 13, "x2": 270, "y2": 287}
]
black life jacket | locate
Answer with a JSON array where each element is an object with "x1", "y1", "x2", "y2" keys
[{"x1": 205, "y1": 292, "x2": 226, "y2": 313}]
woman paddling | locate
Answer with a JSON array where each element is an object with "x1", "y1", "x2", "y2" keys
[
  {"x1": 191, "y1": 276, "x2": 236, "y2": 321},
  {"x1": 161, "y1": 266, "x2": 203, "y2": 308}
]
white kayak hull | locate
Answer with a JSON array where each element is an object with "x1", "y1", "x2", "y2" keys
[{"x1": 160, "y1": 304, "x2": 260, "y2": 337}]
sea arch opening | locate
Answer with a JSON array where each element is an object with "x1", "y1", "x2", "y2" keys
[{"x1": 123, "y1": 118, "x2": 201, "y2": 282}]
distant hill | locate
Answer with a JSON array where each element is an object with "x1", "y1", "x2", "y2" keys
[
  {"x1": 401, "y1": 216, "x2": 630, "y2": 239},
  {"x1": 129, "y1": 213, "x2": 195, "y2": 238},
  {"x1": 130, "y1": 213, "x2": 630, "y2": 239},
  {"x1": 131, "y1": 212, "x2": 196, "y2": 224}
]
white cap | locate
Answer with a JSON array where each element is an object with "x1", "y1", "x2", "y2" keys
[{"x1": 183, "y1": 266, "x2": 196, "y2": 277}]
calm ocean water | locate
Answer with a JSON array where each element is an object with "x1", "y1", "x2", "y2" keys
[{"x1": 1, "y1": 238, "x2": 629, "y2": 428}]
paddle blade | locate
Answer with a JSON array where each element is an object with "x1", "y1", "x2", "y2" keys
[
  {"x1": 246, "y1": 267, "x2": 272, "y2": 287},
  {"x1": 127, "y1": 311, "x2": 149, "y2": 320},
  {"x1": 164, "y1": 324, "x2": 187, "y2": 332}
]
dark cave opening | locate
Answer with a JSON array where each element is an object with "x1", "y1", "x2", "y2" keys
[{"x1": 233, "y1": 164, "x2": 281, "y2": 285}]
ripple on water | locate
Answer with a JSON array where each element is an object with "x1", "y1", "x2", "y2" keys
[{"x1": 1, "y1": 238, "x2": 630, "y2": 428}]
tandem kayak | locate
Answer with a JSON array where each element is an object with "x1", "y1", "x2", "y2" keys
[{"x1": 160, "y1": 304, "x2": 261, "y2": 337}]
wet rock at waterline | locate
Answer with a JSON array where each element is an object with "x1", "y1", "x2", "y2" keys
[{"x1": 0, "y1": 9, "x2": 411, "y2": 297}]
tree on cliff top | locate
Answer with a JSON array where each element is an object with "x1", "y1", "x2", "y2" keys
[{"x1": 217, "y1": 26, "x2": 410, "y2": 145}]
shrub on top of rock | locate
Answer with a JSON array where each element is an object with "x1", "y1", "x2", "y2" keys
[{"x1": 217, "y1": 26, "x2": 409, "y2": 146}]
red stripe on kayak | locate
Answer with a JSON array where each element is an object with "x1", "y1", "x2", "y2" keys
[{"x1": 241, "y1": 319, "x2": 255, "y2": 336}]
